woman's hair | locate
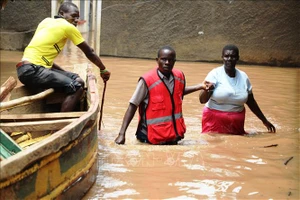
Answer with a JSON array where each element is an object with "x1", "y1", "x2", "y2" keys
[
  {"x1": 222, "y1": 44, "x2": 239, "y2": 56},
  {"x1": 58, "y1": 2, "x2": 78, "y2": 14}
]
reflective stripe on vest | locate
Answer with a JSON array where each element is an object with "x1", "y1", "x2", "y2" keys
[
  {"x1": 146, "y1": 112, "x2": 182, "y2": 125},
  {"x1": 148, "y1": 79, "x2": 162, "y2": 91},
  {"x1": 174, "y1": 76, "x2": 184, "y2": 85}
]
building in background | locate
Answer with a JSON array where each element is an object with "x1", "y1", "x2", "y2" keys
[
  {"x1": 0, "y1": 0, "x2": 102, "y2": 55},
  {"x1": 1, "y1": 0, "x2": 299, "y2": 67}
]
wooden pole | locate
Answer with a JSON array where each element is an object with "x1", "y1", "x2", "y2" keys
[
  {"x1": 0, "y1": 88, "x2": 54, "y2": 111},
  {"x1": 98, "y1": 81, "x2": 106, "y2": 130}
]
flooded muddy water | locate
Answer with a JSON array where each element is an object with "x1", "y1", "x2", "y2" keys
[{"x1": 0, "y1": 49, "x2": 299, "y2": 200}]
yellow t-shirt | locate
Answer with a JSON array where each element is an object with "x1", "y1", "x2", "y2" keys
[{"x1": 23, "y1": 18, "x2": 85, "y2": 68}]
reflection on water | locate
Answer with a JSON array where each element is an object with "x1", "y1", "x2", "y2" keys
[{"x1": 0, "y1": 49, "x2": 299, "y2": 199}]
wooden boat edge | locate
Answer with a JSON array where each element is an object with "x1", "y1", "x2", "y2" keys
[{"x1": 0, "y1": 73, "x2": 100, "y2": 181}]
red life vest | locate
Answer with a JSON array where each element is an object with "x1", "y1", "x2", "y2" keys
[{"x1": 141, "y1": 68, "x2": 186, "y2": 144}]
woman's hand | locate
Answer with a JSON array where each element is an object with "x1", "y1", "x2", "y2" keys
[
  {"x1": 204, "y1": 81, "x2": 215, "y2": 92},
  {"x1": 263, "y1": 120, "x2": 276, "y2": 133},
  {"x1": 199, "y1": 81, "x2": 214, "y2": 104}
]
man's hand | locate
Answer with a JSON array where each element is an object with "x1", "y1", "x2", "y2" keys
[
  {"x1": 115, "y1": 134, "x2": 125, "y2": 145},
  {"x1": 100, "y1": 69, "x2": 111, "y2": 82}
]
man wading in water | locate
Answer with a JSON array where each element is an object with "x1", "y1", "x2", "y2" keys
[{"x1": 115, "y1": 46, "x2": 212, "y2": 145}]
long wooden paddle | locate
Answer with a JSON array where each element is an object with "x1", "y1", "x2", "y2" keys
[{"x1": 98, "y1": 81, "x2": 107, "y2": 130}]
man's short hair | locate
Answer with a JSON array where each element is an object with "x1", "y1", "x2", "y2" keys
[
  {"x1": 222, "y1": 44, "x2": 239, "y2": 56},
  {"x1": 58, "y1": 2, "x2": 78, "y2": 14},
  {"x1": 157, "y1": 46, "x2": 176, "y2": 58}
]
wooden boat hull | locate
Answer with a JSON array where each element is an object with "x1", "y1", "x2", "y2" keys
[{"x1": 0, "y1": 69, "x2": 100, "y2": 200}]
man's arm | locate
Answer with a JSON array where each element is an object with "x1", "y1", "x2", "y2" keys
[
  {"x1": 115, "y1": 79, "x2": 147, "y2": 144},
  {"x1": 184, "y1": 83, "x2": 205, "y2": 95},
  {"x1": 77, "y1": 41, "x2": 110, "y2": 81},
  {"x1": 115, "y1": 103, "x2": 138, "y2": 144},
  {"x1": 184, "y1": 81, "x2": 214, "y2": 96}
]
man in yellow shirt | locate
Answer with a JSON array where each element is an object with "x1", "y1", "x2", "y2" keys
[{"x1": 16, "y1": 2, "x2": 110, "y2": 111}]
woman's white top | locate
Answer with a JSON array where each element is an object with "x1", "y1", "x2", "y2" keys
[{"x1": 205, "y1": 66, "x2": 252, "y2": 112}]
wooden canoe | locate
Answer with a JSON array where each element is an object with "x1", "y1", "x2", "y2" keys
[{"x1": 0, "y1": 64, "x2": 100, "y2": 200}]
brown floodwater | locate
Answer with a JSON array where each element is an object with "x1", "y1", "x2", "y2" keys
[{"x1": 0, "y1": 48, "x2": 299, "y2": 200}]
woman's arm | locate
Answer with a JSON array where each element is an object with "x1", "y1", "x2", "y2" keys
[
  {"x1": 199, "y1": 81, "x2": 215, "y2": 103},
  {"x1": 246, "y1": 93, "x2": 276, "y2": 132},
  {"x1": 199, "y1": 90, "x2": 213, "y2": 104}
]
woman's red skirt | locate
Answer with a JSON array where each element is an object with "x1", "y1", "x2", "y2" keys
[{"x1": 201, "y1": 106, "x2": 246, "y2": 135}]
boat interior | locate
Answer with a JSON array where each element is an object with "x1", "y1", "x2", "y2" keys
[{"x1": 0, "y1": 64, "x2": 90, "y2": 161}]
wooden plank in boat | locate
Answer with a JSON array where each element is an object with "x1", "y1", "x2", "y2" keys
[
  {"x1": 0, "y1": 76, "x2": 17, "y2": 102},
  {"x1": 0, "y1": 112, "x2": 85, "y2": 121},
  {"x1": 0, "y1": 118, "x2": 75, "y2": 132}
]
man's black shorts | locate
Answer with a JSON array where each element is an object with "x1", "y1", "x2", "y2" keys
[{"x1": 17, "y1": 63, "x2": 82, "y2": 94}]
